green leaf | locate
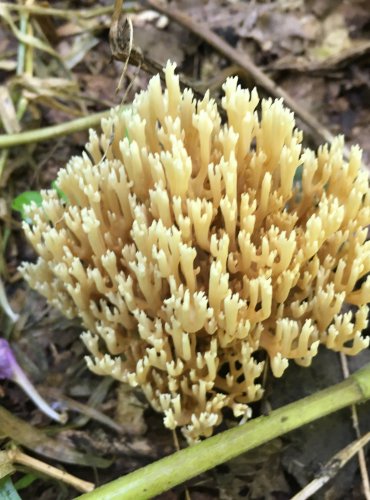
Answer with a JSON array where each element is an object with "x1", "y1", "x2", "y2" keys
[
  {"x1": 13, "y1": 474, "x2": 37, "y2": 491},
  {"x1": 51, "y1": 181, "x2": 68, "y2": 203},
  {"x1": 11, "y1": 192, "x2": 42, "y2": 221},
  {"x1": 293, "y1": 164, "x2": 303, "y2": 185},
  {"x1": 0, "y1": 477, "x2": 22, "y2": 500}
]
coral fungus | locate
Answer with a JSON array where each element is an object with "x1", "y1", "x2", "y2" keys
[{"x1": 21, "y1": 62, "x2": 370, "y2": 442}]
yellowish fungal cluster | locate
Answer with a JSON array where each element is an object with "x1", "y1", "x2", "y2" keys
[{"x1": 21, "y1": 62, "x2": 370, "y2": 442}]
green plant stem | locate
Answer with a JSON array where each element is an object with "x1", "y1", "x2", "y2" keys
[
  {"x1": 78, "y1": 363, "x2": 370, "y2": 500},
  {"x1": 0, "y1": 110, "x2": 111, "y2": 149}
]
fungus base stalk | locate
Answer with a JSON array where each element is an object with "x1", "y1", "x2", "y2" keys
[{"x1": 78, "y1": 363, "x2": 370, "y2": 500}]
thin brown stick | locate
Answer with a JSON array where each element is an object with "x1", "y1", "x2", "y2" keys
[
  {"x1": 8, "y1": 448, "x2": 94, "y2": 493},
  {"x1": 340, "y1": 353, "x2": 370, "y2": 500},
  {"x1": 109, "y1": 2, "x2": 207, "y2": 103},
  {"x1": 145, "y1": 0, "x2": 349, "y2": 156},
  {"x1": 291, "y1": 432, "x2": 370, "y2": 500}
]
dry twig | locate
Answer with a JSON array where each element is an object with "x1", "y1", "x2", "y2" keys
[
  {"x1": 7, "y1": 448, "x2": 95, "y2": 493},
  {"x1": 339, "y1": 353, "x2": 370, "y2": 500},
  {"x1": 291, "y1": 432, "x2": 370, "y2": 500},
  {"x1": 110, "y1": 0, "x2": 206, "y2": 101}
]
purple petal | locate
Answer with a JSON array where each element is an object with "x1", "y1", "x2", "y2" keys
[
  {"x1": 0, "y1": 338, "x2": 67, "y2": 423},
  {"x1": 0, "y1": 338, "x2": 17, "y2": 379}
]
